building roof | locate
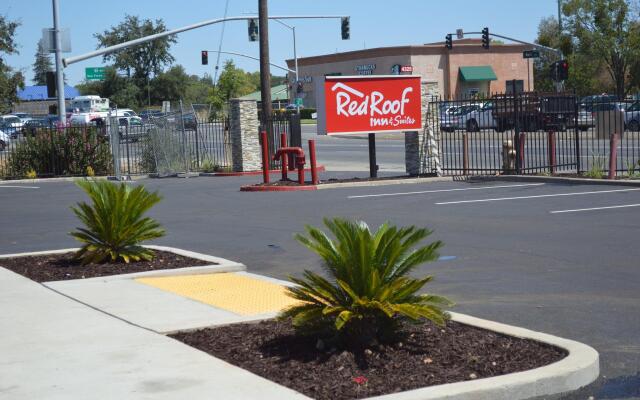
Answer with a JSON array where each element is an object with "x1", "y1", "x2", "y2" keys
[
  {"x1": 459, "y1": 66, "x2": 497, "y2": 82},
  {"x1": 287, "y1": 40, "x2": 529, "y2": 68},
  {"x1": 17, "y1": 85, "x2": 80, "y2": 101},
  {"x1": 239, "y1": 84, "x2": 289, "y2": 102}
]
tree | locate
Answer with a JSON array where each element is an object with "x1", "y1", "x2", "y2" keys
[
  {"x1": 563, "y1": 0, "x2": 640, "y2": 97},
  {"x1": 150, "y1": 65, "x2": 190, "y2": 104},
  {"x1": 95, "y1": 15, "x2": 176, "y2": 103},
  {"x1": 32, "y1": 39, "x2": 53, "y2": 86},
  {"x1": 0, "y1": 15, "x2": 24, "y2": 113},
  {"x1": 208, "y1": 60, "x2": 255, "y2": 111},
  {"x1": 534, "y1": 16, "x2": 603, "y2": 95}
]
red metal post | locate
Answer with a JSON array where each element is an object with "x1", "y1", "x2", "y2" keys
[
  {"x1": 462, "y1": 133, "x2": 469, "y2": 175},
  {"x1": 608, "y1": 133, "x2": 619, "y2": 180},
  {"x1": 519, "y1": 133, "x2": 526, "y2": 172},
  {"x1": 280, "y1": 132, "x2": 288, "y2": 180},
  {"x1": 548, "y1": 131, "x2": 556, "y2": 174},
  {"x1": 309, "y1": 139, "x2": 319, "y2": 185},
  {"x1": 260, "y1": 130, "x2": 270, "y2": 184}
]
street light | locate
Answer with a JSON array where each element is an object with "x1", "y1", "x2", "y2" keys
[{"x1": 273, "y1": 18, "x2": 299, "y2": 111}]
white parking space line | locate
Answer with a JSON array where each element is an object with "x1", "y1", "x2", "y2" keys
[
  {"x1": 347, "y1": 183, "x2": 545, "y2": 199},
  {"x1": 0, "y1": 185, "x2": 39, "y2": 189},
  {"x1": 550, "y1": 203, "x2": 640, "y2": 214},
  {"x1": 436, "y1": 188, "x2": 640, "y2": 205}
]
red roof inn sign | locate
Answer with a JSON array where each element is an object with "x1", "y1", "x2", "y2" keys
[{"x1": 317, "y1": 75, "x2": 422, "y2": 135}]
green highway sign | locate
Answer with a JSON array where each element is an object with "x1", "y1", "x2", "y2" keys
[
  {"x1": 523, "y1": 50, "x2": 540, "y2": 59},
  {"x1": 85, "y1": 67, "x2": 106, "y2": 81},
  {"x1": 295, "y1": 97, "x2": 303, "y2": 106}
]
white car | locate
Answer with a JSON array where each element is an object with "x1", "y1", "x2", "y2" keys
[
  {"x1": 459, "y1": 102, "x2": 497, "y2": 131},
  {"x1": 0, "y1": 130, "x2": 9, "y2": 151},
  {"x1": 623, "y1": 101, "x2": 640, "y2": 131},
  {"x1": 117, "y1": 116, "x2": 151, "y2": 142},
  {"x1": 0, "y1": 115, "x2": 24, "y2": 130}
]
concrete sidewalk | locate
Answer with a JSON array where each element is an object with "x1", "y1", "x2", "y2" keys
[{"x1": 0, "y1": 268, "x2": 308, "y2": 400}]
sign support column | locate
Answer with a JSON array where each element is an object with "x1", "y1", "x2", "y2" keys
[
  {"x1": 52, "y1": 0, "x2": 66, "y2": 123},
  {"x1": 368, "y1": 133, "x2": 377, "y2": 178}
]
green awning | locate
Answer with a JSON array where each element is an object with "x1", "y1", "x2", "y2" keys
[
  {"x1": 459, "y1": 66, "x2": 497, "y2": 82},
  {"x1": 239, "y1": 84, "x2": 289, "y2": 101}
]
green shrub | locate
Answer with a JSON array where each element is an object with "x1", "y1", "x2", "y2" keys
[
  {"x1": 8, "y1": 127, "x2": 112, "y2": 178},
  {"x1": 583, "y1": 152, "x2": 605, "y2": 179},
  {"x1": 279, "y1": 218, "x2": 452, "y2": 347},
  {"x1": 300, "y1": 108, "x2": 316, "y2": 119},
  {"x1": 70, "y1": 179, "x2": 165, "y2": 264}
]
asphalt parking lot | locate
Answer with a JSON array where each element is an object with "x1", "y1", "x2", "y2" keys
[{"x1": 1, "y1": 176, "x2": 639, "y2": 399}]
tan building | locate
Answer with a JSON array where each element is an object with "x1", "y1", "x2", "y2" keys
[{"x1": 286, "y1": 39, "x2": 535, "y2": 108}]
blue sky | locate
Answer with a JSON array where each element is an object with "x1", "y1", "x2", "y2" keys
[{"x1": 3, "y1": 0, "x2": 560, "y2": 86}]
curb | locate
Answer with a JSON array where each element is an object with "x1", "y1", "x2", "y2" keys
[
  {"x1": 469, "y1": 174, "x2": 640, "y2": 187},
  {"x1": 318, "y1": 176, "x2": 453, "y2": 189},
  {"x1": 240, "y1": 176, "x2": 454, "y2": 192},
  {"x1": 365, "y1": 312, "x2": 599, "y2": 400},
  {"x1": 240, "y1": 184, "x2": 318, "y2": 192},
  {"x1": 202, "y1": 165, "x2": 326, "y2": 177},
  {"x1": 0, "y1": 174, "x2": 150, "y2": 185},
  {"x1": 0, "y1": 245, "x2": 247, "y2": 282}
]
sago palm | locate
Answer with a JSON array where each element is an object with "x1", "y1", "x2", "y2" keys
[
  {"x1": 279, "y1": 217, "x2": 453, "y2": 345},
  {"x1": 70, "y1": 179, "x2": 165, "y2": 264}
]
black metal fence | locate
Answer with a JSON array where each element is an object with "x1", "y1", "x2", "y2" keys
[
  {"x1": 433, "y1": 92, "x2": 640, "y2": 177},
  {"x1": 260, "y1": 112, "x2": 301, "y2": 169}
]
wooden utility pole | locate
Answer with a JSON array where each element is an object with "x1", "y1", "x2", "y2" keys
[{"x1": 259, "y1": 0, "x2": 272, "y2": 124}]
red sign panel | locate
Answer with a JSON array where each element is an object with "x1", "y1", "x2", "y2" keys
[{"x1": 324, "y1": 75, "x2": 422, "y2": 135}]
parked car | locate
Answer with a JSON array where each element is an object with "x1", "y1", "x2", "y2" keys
[
  {"x1": 12, "y1": 112, "x2": 32, "y2": 124},
  {"x1": 623, "y1": 101, "x2": 640, "y2": 131},
  {"x1": 492, "y1": 92, "x2": 576, "y2": 132},
  {"x1": 458, "y1": 102, "x2": 497, "y2": 131},
  {"x1": 139, "y1": 110, "x2": 164, "y2": 121},
  {"x1": 0, "y1": 130, "x2": 9, "y2": 151},
  {"x1": 440, "y1": 104, "x2": 481, "y2": 132},
  {"x1": 0, "y1": 115, "x2": 24, "y2": 131},
  {"x1": 576, "y1": 102, "x2": 627, "y2": 131},
  {"x1": 118, "y1": 116, "x2": 152, "y2": 142},
  {"x1": 0, "y1": 120, "x2": 19, "y2": 139},
  {"x1": 21, "y1": 118, "x2": 50, "y2": 137}
]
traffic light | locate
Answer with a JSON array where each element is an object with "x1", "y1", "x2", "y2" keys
[
  {"x1": 248, "y1": 19, "x2": 258, "y2": 42},
  {"x1": 445, "y1": 34, "x2": 452, "y2": 50},
  {"x1": 341, "y1": 17, "x2": 350, "y2": 40},
  {"x1": 482, "y1": 27, "x2": 489, "y2": 49},
  {"x1": 550, "y1": 60, "x2": 569, "y2": 81},
  {"x1": 201, "y1": 51, "x2": 208, "y2": 65},
  {"x1": 558, "y1": 60, "x2": 569, "y2": 81}
]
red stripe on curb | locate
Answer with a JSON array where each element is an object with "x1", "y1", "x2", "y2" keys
[
  {"x1": 240, "y1": 184, "x2": 318, "y2": 192},
  {"x1": 212, "y1": 165, "x2": 325, "y2": 177}
]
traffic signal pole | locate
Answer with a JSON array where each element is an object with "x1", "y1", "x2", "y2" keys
[
  {"x1": 52, "y1": 0, "x2": 66, "y2": 124},
  {"x1": 258, "y1": 0, "x2": 272, "y2": 122},
  {"x1": 63, "y1": 15, "x2": 349, "y2": 67}
]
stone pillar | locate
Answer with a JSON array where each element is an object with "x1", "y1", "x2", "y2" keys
[
  {"x1": 405, "y1": 81, "x2": 442, "y2": 176},
  {"x1": 229, "y1": 99, "x2": 262, "y2": 172}
]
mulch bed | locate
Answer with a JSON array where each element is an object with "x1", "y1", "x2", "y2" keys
[
  {"x1": 170, "y1": 318, "x2": 567, "y2": 400},
  {"x1": 0, "y1": 250, "x2": 212, "y2": 282}
]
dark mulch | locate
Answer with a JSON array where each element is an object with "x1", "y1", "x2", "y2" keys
[
  {"x1": 170, "y1": 319, "x2": 567, "y2": 400},
  {"x1": 0, "y1": 250, "x2": 212, "y2": 282}
]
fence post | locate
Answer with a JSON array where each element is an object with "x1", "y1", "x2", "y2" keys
[
  {"x1": 548, "y1": 131, "x2": 556, "y2": 174},
  {"x1": 608, "y1": 133, "x2": 619, "y2": 180},
  {"x1": 261, "y1": 130, "x2": 270, "y2": 184},
  {"x1": 229, "y1": 99, "x2": 261, "y2": 172},
  {"x1": 280, "y1": 132, "x2": 288, "y2": 180},
  {"x1": 462, "y1": 132, "x2": 469, "y2": 175},
  {"x1": 573, "y1": 92, "x2": 581, "y2": 173},
  {"x1": 513, "y1": 86, "x2": 522, "y2": 174},
  {"x1": 519, "y1": 132, "x2": 526, "y2": 172},
  {"x1": 309, "y1": 139, "x2": 319, "y2": 185}
]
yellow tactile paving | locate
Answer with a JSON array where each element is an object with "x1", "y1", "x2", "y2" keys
[{"x1": 135, "y1": 273, "x2": 299, "y2": 316}]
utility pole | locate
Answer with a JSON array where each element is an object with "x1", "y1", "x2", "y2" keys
[
  {"x1": 258, "y1": 0, "x2": 272, "y2": 124},
  {"x1": 52, "y1": 0, "x2": 66, "y2": 123},
  {"x1": 557, "y1": 0, "x2": 562, "y2": 33}
]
